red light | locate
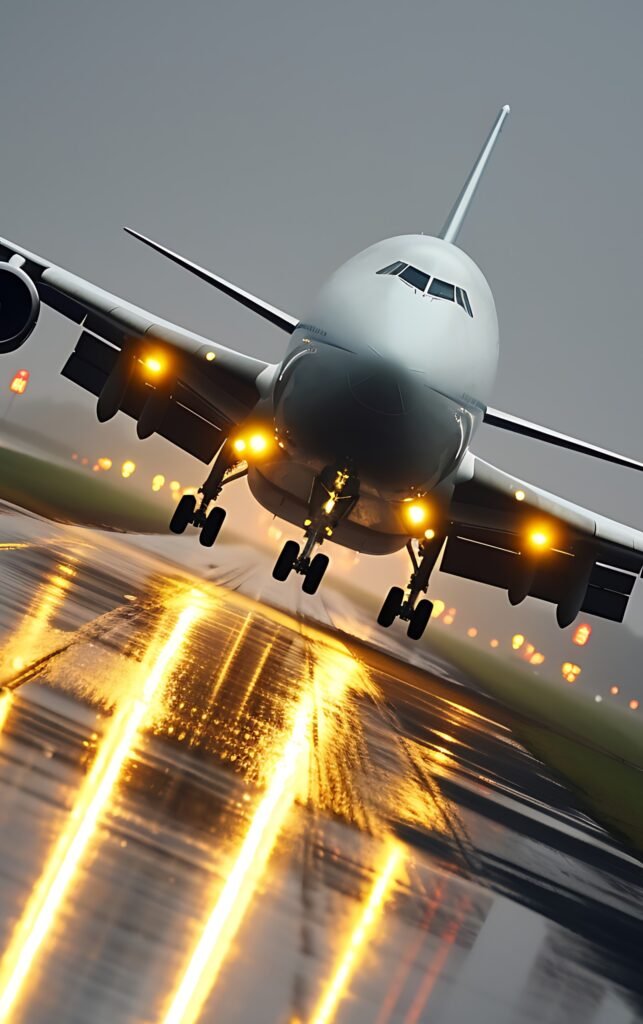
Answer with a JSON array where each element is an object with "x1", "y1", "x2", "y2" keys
[
  {"x1": 9, "y1": 369, "x2": 30, "y2": 395},
  {"x1": 572, "y1": 623, "x2": 592, "y2": 647}
]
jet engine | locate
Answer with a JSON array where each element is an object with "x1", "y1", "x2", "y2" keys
[{"x1": 0, "y1": 264, "x2": 40, "y2": 353}]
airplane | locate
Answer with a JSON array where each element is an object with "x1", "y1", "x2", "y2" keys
[{"x1": 2, "y1": 104, "x2": 643, "y2": 640}]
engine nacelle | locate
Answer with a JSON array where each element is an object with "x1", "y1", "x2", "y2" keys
[{"x1": 0, "y1": 263, "x2": 40, "y2": 353}]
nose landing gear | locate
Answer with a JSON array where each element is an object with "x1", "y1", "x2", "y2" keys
[
  {"x1": 377, "y1": 532, "x2": 445, "y2": 640},
  {"x1": 272, "y1": 465, "x2": 358, "y2": 595},
  {"x1": 168, "y1": 440, "x2": 246, "y2": 547}
]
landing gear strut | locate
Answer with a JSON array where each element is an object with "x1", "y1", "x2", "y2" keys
[
  {"x1": 272, "y1": 465, "x2": 358, "y2": 595},
  {"x1": 378, "y1": 532, "x2": 445, "y2": 640},
  {"x1": 169, "y1": 440, "x2": 245, "y2": 547}
]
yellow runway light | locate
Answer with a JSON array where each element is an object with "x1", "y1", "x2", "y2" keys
[
  {"x1": 97, "y1": 457, "x2": 112, "y2": 471},
  {"x1": 121, "y1": 460, "x2": 136, "y2": 479},
  {"x1": 152, "y1": 474, "x2": 166, "y2": 492},
  {"x1": 512, "y1": 633, "x2": 525, "y2": 650},
  {"x1": 0, "y1": 596, "x2": 202, "y2": 1023}
]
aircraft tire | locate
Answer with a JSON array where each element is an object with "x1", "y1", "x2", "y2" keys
[
  {"x1": 200, "y1": 506, "x2": 226, "y2": 547},
  {"x1": 302, "y1": 553, "x2": 329, "y2": 595},
  {"x1": 170, "y1": 494, "x2": 196, "y2": 534},
  {"x1": 407, "y1": 599, "x2": 433, "y2": 640},
  {"x1": 377, "y1": 586, "x2": 404, "y2": 627},
  {"x1": 273, "y1": 540, "x2": 300, "y2": 581}
]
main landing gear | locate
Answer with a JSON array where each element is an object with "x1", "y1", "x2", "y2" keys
[
  {"x1": 272, "y1": 465, "x2": 359, "y2": 596},
  {"x1": 169, "y1": 440, "x2": 245, "y2": 547},
  {"x1": 378, "y1": 532, "x2": 445, "y2": 640}
]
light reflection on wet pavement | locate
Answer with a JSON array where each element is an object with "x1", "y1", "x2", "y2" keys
[{"x1": 0, "y1": 508, "x2": 642, "y2": 1024}]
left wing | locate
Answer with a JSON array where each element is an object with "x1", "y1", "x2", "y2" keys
[
  {"x1": 0, "y1": 234, "x2": 276, "y2": 463},
  {"x1": 483, "y1": 406, "x2": 643, "y2": 473},
  {"x1": 444, "y1": 452, "x2": 643, "y2": 626}
]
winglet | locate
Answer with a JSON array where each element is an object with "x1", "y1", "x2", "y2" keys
[{"x1": 439, "y1": 105, "x2": 510, "y2": 245}]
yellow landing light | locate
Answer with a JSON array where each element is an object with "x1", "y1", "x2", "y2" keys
[
  {"x1": 406, "y1": 502, "x2": 428, "y2": 527},
  {"x1": 528, "y1": 528, "x2": 550, "y2": 549},
  {"x1": 205, "y1": 351, "x2": 216, "y2": 362},
  {"x1": 323, "y1": 497, "x2": 336, "y2": 515},
  {"x1": 144, "y1": 356, "x2": 164, "y2": 375},
  {"x1": 249, "y1": 433, "x2": 268, "y2": 455},
  {"x1": 232, "y1": 438, "x2": 247, "y2": 455},
  {"x1": 424, "y1": 528, "x2": 436, "y2": 540},
  {"x1": 515, "y1": 489, "x2": 526, "y2": 502}
]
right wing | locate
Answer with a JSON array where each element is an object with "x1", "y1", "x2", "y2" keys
[
  {"x1": 445, "y1": 452, "x2": 643, "y2": 626},
  {"x1": 0, "y1": 234, "x2": 280, "y2": 463}
]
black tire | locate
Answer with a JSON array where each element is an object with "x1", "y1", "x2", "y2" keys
[
  {"x1": 302, "y1": 553, "x2": 329, "y2": 595},
  {"x1": 377, "y1": 586, "x2": 404, "y2": 627},
  {"x1": 407, "y1": 599, "x2": 433, "y2": 640},
  {"x1": 169, "y1": 494, "x2": 196, "y2": 534},
  {"x1": 273, "y1": 540, "x2": 300, "y2": 581},
  {"x1": 200, "y1": 506, "x2": 226, "y2": 547}
]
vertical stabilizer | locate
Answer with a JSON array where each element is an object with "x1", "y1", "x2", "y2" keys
[{"x1": 439, "y1": 105, "x2": 510, "y2": 245}]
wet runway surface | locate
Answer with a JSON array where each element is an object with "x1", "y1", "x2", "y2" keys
[{"x1": 0, "y1": 506, "x2": 642, "y2": 1024}]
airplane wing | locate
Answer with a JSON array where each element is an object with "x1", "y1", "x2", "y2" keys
[
  {"x1": 0, "y1": 234, "x2": 279, "y2": 464},
  {"x1": 444, "y1": 452, "x2": 643, "y2": 626}
]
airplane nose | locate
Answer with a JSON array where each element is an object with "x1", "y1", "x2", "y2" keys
[{"x1": 348, "y1": 355, "x2": 416, "y2": 416}]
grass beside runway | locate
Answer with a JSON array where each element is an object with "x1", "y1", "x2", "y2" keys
[
  {"x1": 0, "y1": 445, "x2": 169, "y2": 533},
  {"x1": 426, "y1": 629, "x2": 643, "y2": 850},
  {"x1": 330, "y1": 577, "x2": 643, "y2": 852}
]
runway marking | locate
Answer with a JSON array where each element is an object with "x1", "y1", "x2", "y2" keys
[
  {"x1": 0, "y1": 590, "x2": 203, "y2": 1024},
  {"x1": 309, "y1": 841, "x2": 403, "y2": 1024},
  {"x1": 161, "y1": 643, "x2": 363, "y2": 1024}
]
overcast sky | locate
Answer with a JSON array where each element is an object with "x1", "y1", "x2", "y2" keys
[{"x1": 3, "y1": 0, "x2": 643, "y2": 658}]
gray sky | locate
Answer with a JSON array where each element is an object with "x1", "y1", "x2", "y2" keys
[{"x1": 3, "y1": 0, "x2": 643, "y2": 679}]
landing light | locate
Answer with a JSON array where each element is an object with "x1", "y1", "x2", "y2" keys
[
  {"x1": 515, "y1": 489, "x2": 526, "y2": 502},
  {"x1": 249, "y1": 433, "x2": 267, "y2": 454},
  {"x1": 406, "y1": 503, "x2": 428, "y2": 526},
  {"x1": 144, "y1": 356, "x2": 164, "y2": 375},
  {"x1": 528, "y1": 529, "x2": 550, "y2": 549},
  {"x1": 233, "y1": 438, "x2": 247, "y2": 454},
  {"x1": 424, "y1": 528, "x2": 436, "y2": 540}
]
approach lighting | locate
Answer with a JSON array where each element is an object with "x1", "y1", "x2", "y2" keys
[
  {"x1": 152, "y1": 474, "x2": 165, "y2": 492},
  {"x1": 610, "y1": 685, "x2": 619, "y2": 695},
  {"x1": 512, "y1": 633, "x2": 525, "y2": 650},
  {"x1": 9, "y1": 369, "x2": 29, "y2": 395},
  {"x1": 562, "y1": 662, "x2": 581, "y2": 683},
  {"x1": 121, "y1": 460, "x2": 136, "y2": 479},
  {"x1": 629, "y1": 699, "x2": 639, "y2": 710},
  {"x1": 97, "y1": 457, "x2": 112, "y2": 471},
  {"x1": 572, "y1": 623, "x2": 592, "y2": 647}
]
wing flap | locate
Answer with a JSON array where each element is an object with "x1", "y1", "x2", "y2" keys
[{"x1": 62, "y1": 336, "x2": 223, "y2": 463}]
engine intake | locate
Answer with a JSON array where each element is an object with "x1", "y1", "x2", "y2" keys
[{"x1": 0, "y1": 264, "x2": 40, "y2": 353}]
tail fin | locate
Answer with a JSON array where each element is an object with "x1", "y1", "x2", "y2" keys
[{"x1": 439, "y1": 105, "x2": 510, "y2": 245}]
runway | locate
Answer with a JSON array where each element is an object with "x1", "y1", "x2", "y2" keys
[{"x1": 0, "y1": 505, "x2": 642, "y2": 1024}]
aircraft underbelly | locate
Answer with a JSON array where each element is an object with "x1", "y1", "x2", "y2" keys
[{"x1": 248, "y1": 463, "x2": 408, "y2": 555}]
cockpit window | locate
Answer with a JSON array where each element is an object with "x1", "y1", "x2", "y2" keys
[
  {"x1": 399, "y1": 265, "x2": 429, "y2": 292},
  {"x1": 428, "y1": 278, "x2": 455, "y2": 301},
  {"x1": 375, "y1": 261, "x2": 473, "y2": 316},
  {"x1": 376, "y1": 261, "x2": 406, "y2": 275}
]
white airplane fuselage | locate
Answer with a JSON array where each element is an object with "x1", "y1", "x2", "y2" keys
[{"x1": 249, "y1": 234, "x2": 499, "y2": 553}]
